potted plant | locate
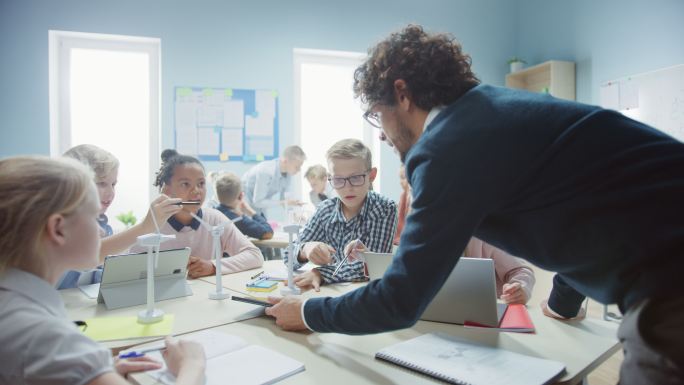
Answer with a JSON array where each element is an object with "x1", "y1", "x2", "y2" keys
[
  {"x1": 508, "y1": 57, "x2": 526, "y2": 73},
  {"x1": 116, "y1": 210, "x2": 137, "y2": 229}
]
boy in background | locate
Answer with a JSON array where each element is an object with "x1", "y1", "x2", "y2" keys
[
  {"x1": 304, "y1": 164, "x2": 332, "y2": 207},
  {"x1": 215, "y1": 172, "x2": 273, "y2": 240}
]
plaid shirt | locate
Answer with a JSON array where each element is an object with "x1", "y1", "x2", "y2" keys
[{"x1": 285, "y1": 190, "x2": 397, "y2": 284}]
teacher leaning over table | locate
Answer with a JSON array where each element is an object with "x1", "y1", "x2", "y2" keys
[{"x1": 265, "y1": 24, "x2": 684, "y2": 385}]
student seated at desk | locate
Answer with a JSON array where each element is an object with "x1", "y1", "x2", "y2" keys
[
  {"x1": 0, "y1": 156, "x2": 206, "y2": 385},
  {"x1": 131, "y1": 149, "x2": 263, "y2": 279},
  {"x1": 463, "y1": 238, "x2": 535, "y2": 304},
  {"x1": 214, "y1": 172, "x2": 274, "y2": 240},
  {"x1": 541, "y1": 274, "x2": 587, "y2": 320},
  {"x1": 304, "y1": 164, "x2": 333, "y2": 207},
  {"x1": 285, "y1": 139, "x2": 397, "y2": 290},
  {"x1": 58, "y1": 144, "x2": 182, "y2": 289}
]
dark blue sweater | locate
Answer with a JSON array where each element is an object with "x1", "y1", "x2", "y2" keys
[
  {"x1": 304, "y1": 84, "x2": 684, "y2": 334},
  {"x1": 215, "y1": 204, "x2": 273, "y2": 240}
]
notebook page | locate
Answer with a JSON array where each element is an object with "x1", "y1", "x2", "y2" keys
[
  {"x1": 376, "y1": 332, "x2": 564, "y2": 385},
  {"x1": 145, "y1": 330, "x2": 249, "y2": 384},
  {"x1": 145, "y1": 330, "x2": 304, "y2": 385},
  {"x1": 205, "y1": 345, "x2": 305, "y2": 385}
]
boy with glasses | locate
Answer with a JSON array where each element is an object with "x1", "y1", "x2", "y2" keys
[{"x1": 284, "y1": 139, "x2": 397, "y2": 291}]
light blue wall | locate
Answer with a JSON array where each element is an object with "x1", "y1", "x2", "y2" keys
[
  {"x1": 0, "y1": 0, "x2": 517, "y2": 202},
  {"x1": 516, "y1": 0, "x2": 684, "y2": 104}
]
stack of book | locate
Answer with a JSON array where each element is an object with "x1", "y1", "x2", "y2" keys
[{"x1": 246, "y1": 277, "x2": 279, "y2": 293}]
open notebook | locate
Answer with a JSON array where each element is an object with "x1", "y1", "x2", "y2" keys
[
  {"x1": 376, "y1": 332, "x2": 565, "y2": 385},
  {"x1": 144, "y1": 330, "x2": 305, "y2": 385}
]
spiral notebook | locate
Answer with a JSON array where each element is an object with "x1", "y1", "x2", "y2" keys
[
  {"x1": 376, "y1": 332, "x2": 565, "y2": 385},
  {"x1": 144, "y1": 329, "x2": 305, "y2": 385}
]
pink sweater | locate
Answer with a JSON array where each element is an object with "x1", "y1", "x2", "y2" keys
[
  {"x1": 463, "y1": 237, "x2": 535, "y2": 303},
  {"x1": 131, "y1": 208, "x2": 263, "y2": 274}
]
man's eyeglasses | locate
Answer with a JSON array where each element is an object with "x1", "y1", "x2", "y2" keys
[
  {"x1": 363, "y1": 110, "x2": 382, "y2": 128},
  {"x1": 328, "y1": 173, "x2": 369, "y2": 189}
]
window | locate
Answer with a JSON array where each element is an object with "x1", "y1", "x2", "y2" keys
[
  {"x1": 294, "y1": 48, "x2": 381, "y2": 204},
  {"x1": 49, "y1": 31, "x2": 160, "y2": 230}
]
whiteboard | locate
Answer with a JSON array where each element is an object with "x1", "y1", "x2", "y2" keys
[
  {"x1": 174, "y1": 86, "x2": 279, "y2": 162},
  {"x1": 600, "y1": 64, "x2": 684, "y2": 142}
]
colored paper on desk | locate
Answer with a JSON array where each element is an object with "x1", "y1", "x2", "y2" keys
[
  {"x1": 83, "y1": 315, "x2": 175, "y2": 342},
  {"x1": 246, "y1": 279, "x2": 278, "y2": 292},
  {"x1": 464, "y1": 304, "x2": 535, "y2": 333},
  {"x1": 499, "y1": 304, "x2": 534, "y2": 332}
]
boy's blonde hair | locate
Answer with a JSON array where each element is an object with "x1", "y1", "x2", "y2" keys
[
  {"x1": 215, "y1": 172, "x2": 242, "y2": 204},
  {"x1": 64, "y1": 144, "x2": 119, "y2": 180},
  {"x1": 0, "y1": 156, "x2": 94, "y2": 274},
  {"x1": 282, "y1": 145, "x2": 306, "y2": 162},
  {"x1": 304, "y1": 165, "x2": 327, "y2": 181},
  {"x1": 325, "y1": 139, "x2": 372, "y2": 170}
]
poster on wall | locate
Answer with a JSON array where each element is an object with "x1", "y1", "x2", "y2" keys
[{"x1": 174, "y1": 86, "x2": 279, "y2": 161}]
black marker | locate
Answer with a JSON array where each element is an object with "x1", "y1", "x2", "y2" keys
[
  {"x1": 231, "y1": 295, "x2": 273, "y2": 307},
  {"x1": 173, "y1": 201, "x2": 202, "y2": 205}
]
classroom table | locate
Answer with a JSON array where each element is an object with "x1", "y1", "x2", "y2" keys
[
  {"x1": 61, "y1": 278, "x2": 264, "y2": 352},
  {"x1": 249, "y1": 231, "x2": 290, "y2": 249},
  {"x1": 134, "y1": 261, "x2": 620, "y2": 385}
]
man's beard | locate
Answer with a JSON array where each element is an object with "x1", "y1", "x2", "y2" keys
[{"x1": 395, "y1": 120, "x2": 418, "y2": 163}]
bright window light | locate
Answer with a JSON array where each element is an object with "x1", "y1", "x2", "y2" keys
[
  {"x1": 70, "y1": 48, "x2": 151, "y2": 229},
  {"x1": 297, "y1": 50, "x2": 380, "y2": 205}
]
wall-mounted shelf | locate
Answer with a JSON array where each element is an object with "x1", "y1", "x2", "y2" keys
[{"x1": 506, "y1": 60, "x2": 575, "y2": 101}]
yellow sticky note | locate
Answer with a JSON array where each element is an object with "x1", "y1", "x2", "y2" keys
[
  {"x1": 256, "y1": 154, "x2": 265, "y2": 161},
  {"x1": 225, "y1": 89, "x2": 233, "y2": 97},
  {"x1": 176, "y1": 87, "x2": 192, "y2": 97},
  {"x1": 202, "y1": 88, "x2": 214, "y2": 96},
  {"x1": 219, "y1": 152, "x2": 229, "y2": 161},
  {"x1": 83, "y1": 315, "x2": 175, "y2": 342}
]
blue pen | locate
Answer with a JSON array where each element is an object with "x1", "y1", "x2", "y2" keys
[{"x1": 119, "y1": 345, "x2": 166, "y2": 359}]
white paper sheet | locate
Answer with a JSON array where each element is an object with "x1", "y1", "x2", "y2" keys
[
  {"x1": 245, "y1": 115, "x2": 273, "y2": 137},
  {"x1": 600, "y1": 82, "x2": 619, "y2": 110},
  {"x1": 255, "y1": 90, "x2": 276, "y2": 118},
  {"x1": 223, "y1": 100, "x2": 245, "y2": 128},
  {"x1": 222, "y1": 128, "x2": 243, "y2": 157},
  {"x1": 246, "y1": 137, "x2": 273, "y2": 156},
  {"x1": 176, "y1": 128, "x2": 197, "y2": 156},
  {"x1": 619, "y1": 80, "x2": 639, "y2": 110},
  {"x1": 197, "y1": 127, "x2": 220, "y2": 155}
]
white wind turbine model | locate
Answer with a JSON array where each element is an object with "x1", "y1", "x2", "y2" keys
[
  {"x1": 280, "y1": 224, "x2": 302, "y2": 296},
  {"x1": 190, "y1": 212, "x2": 230, "y2": 300},
  {"x1": 137, "y1": 207, "x2": 175, "y2": 324}
]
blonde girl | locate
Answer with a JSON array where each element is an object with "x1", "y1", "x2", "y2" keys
[{"x1": 0, "y1": 156, "x2": 205, "y2": 385}]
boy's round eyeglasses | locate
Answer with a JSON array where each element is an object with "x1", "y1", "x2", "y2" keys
[
  {"x1": 328, "y1": 173, "x2": 369, "y2": 189},
  {"x1": 363, "y1": 110, "x2": 382, "y2": 128}
]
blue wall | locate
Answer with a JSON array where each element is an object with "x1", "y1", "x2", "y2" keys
[
  {"x1": 3, "y1": 0, "x2": 683, "y2": 201},
  {"x1": 516, "y1": 0, "x2": 684, "y2": 104},
  {"x1": 0, "y1": 0, "x2": 516, "y2": 202}
]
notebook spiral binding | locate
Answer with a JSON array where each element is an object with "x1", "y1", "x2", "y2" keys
[{"x1": 375, "y1": 351, "x2": 472, "y2": 385}]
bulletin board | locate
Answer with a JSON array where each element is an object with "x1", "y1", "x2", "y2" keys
[
  {"x1": 174, "y1": 86, "x2": 279, "y2": 162},
  {"x1": 600, "y1": 64, "x2": 684, "y2": 141}
]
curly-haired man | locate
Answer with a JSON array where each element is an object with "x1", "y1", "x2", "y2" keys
[{"x1": 266, "y1": 24, "x2": 684, "y2": 384}]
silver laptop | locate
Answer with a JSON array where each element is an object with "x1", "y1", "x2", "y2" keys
[
  {"x1": 97, "y1": 247, "x2": 193, "y2": 309},
  {"x1": 363, "y1": 252, "x2": 506, "y2": 327}
]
